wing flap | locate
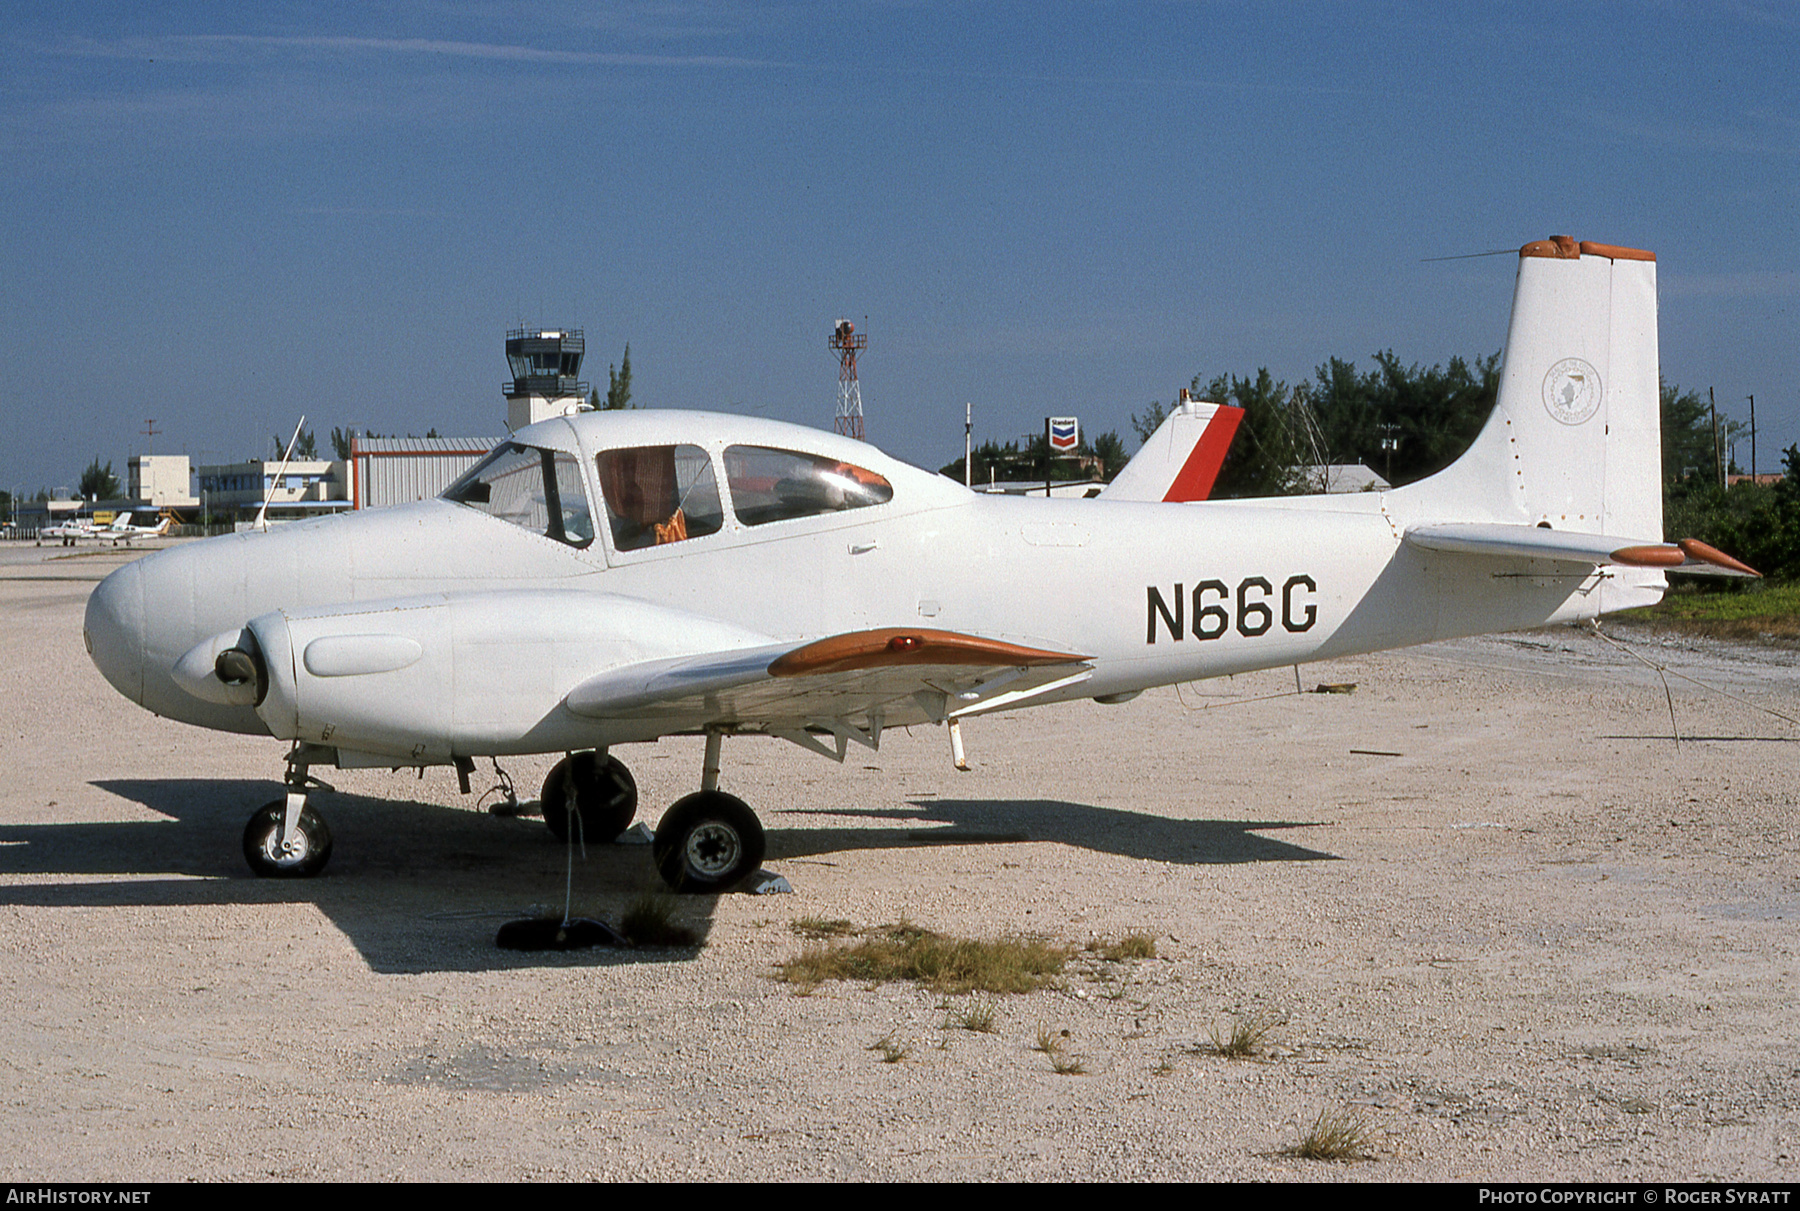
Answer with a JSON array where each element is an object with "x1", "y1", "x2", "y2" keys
[
  {"x1": 565, "y1": 626, "x2": 1091, "y2": 727},
  {"x1": 1404, "y1": 523, "x2": 1759, "y2": 577}
]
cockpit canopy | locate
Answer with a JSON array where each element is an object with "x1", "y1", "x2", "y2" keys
[{"x1": 442, "y1": 435, "x2": 895, "y2": 554}]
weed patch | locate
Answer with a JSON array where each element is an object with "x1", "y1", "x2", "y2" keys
[
  {"x1": 1288, "y1": 1106, "x2": 1376, "y2": 1161},
  {"x1": 790, "y1": 917, "x2": 855, "y2": 940},
  {"x1": 775, "y1": 922, "x2": 1073, "y2": 995},
  {"x1": 1203, "y1": 1011, "x2": 1282, "y2": 1058},
  {"x1": 868, "y1": 1032, "x2": 911, "y2": 1064},
  {"x1": 943, "y1": 997, "x2": 999, "y2": 1033},
  {"x1": 618, "y1": 895, "x2": 698, "y2": 948},
  {"x1": 1086, "y1": 933, "x2": 1157, "y2": 961}
]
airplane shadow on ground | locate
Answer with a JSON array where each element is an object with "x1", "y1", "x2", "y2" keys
[
  {"x1": 772, "y1": 799, "x2": 1337, "y2": 866},
  {"x1": 0, "y1": 780, "x2": 1336, "y2": 975}
]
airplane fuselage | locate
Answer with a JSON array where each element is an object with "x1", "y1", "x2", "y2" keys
[{"x1": 86, "y1": 409, "x2": 1628, "y2": 763}]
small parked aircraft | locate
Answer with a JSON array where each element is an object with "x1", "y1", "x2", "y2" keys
[
  {"x1": 41, "y1": 516, "x2": 105, "y2": 546},
  {"x1": 99, "y1": 511, "x2": 173, "y2": 544},
  {"x1": 84, "y1": 236, "x2": 1754, "y2": 891},
  {"x1": 42, "y1": 511, "x2": 171, "y2": 547}
]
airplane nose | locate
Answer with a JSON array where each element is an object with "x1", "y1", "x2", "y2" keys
[{"x1": 86, "y1": 560, "x2": 146, "y2": 704}]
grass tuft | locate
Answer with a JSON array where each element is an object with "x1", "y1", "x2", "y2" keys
[
  {"x1": 868, "y1": 1032, "x2": 911, "y2": 1064},
  {"x1": 1049, "y1": 1053, "x2": 1086, "y2": 1076},
  {"x1": 775, "y1": 922, "x2": 1073, "y2": 995},
  {"x1": 944, "y1": 997, "x2": 999, "y2": 1034},
  {"x1": 1204, "y1": 1011, "x2": 1282, "y2": 1059},
  {"x1": 1289, "y1": 1106, "x2": 1376, "y2": 1161},
  {"x1": 617, "y1": 895, "x2": 698, "y2": 948},
  {"x1": 1086, "y1": 932, "x2": 1158, "y2": 961},
  {"x1": 790, "y1": 917, "x2": 856, "y2": 940}
]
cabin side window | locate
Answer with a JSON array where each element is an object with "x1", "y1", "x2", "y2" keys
[
  {"x1": 441, "y1": 442, "x2": 594, "y2": 549},
  {"x1": 594, "y1": 444, "x2": 725, "y2": 552},
  {"x1": 723, "y1": 446, "x2": 894, "y2": 526}
]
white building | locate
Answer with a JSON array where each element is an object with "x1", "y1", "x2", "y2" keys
[
  {"x1": 127, "y1": 454, "x2": 199, "y2": 509},
  {"x1": 195, "y1": 459, "x2": 352, "y2": 526}
]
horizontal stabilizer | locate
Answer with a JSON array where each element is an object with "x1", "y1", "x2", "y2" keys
[{"x1": 1404, "y1": 523, "x2": 1759, "y2": 577}]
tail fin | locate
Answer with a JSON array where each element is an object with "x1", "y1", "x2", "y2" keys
[
  {"x1": 1100, "y1": 392, "x2": 1244, "y2": 502},
  {"x1": 1403, "y1": 236, "x2": 1662, "y2": 542}
]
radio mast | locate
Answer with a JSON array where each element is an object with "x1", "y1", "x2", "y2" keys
[{"x1": 830, "y1": 319, "x2": 867, "y2": 440}]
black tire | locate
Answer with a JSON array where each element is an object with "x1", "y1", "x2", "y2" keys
[
  {"x1": 541, "y1": 751, "x2": 638, "y2": 843},
  {"x1": 653, "y1": 790, "x2": 765, "y2": 893},
  {"x1": 242, "y1": 799, "x2": 333, "y2": 878}
]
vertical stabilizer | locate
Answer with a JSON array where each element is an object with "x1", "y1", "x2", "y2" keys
[
  {"x1": 1404, "y1": 237, "x2": 1662, "y2": 543},
  {"x1": 1101, "y1": 394, "x2": 1245, "y2": 503}
]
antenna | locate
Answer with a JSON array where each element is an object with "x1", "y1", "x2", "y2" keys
[
  {"x1": 829, "y1": 319, "x2": 867, "y2": 440},
  {"x1": 256, "y1": 415, "x2": 306, "y2": 532}
]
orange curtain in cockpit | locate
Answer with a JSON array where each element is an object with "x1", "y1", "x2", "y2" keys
[{"x1": 598, "y1": 447, "x2": 680, "y2": 526}]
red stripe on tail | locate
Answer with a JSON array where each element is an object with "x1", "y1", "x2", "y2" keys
[{"x1": 1162, "y1": 406, "x2": 1244, "y2": 502}]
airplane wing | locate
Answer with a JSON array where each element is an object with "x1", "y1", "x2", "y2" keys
[
  {"x1": 1403, "y1": 523, "x2": 1759, "y2": 576},
  {"x1": 1099, "y1": 397, "x2": 1244, "y2": 503},
  {"x1": 565, "y1": 626, "x2": 1094, "y2": 748}
]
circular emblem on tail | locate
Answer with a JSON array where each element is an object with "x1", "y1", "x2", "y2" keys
[{"x1": 1542, "y1": 358, "x2": 1601, "y2": 425}]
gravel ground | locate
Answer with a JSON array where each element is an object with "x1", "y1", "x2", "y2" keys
[{"x1": 1, "y1": 540, "x2": 1796, "y2": 1181}]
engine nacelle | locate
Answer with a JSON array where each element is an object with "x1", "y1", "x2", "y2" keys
[{"x1": 234, "y1": 589, "x2": 773, "y2": 760}]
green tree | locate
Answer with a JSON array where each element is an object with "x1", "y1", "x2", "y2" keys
[
  {"x1": 273, "y1": 429, "x2": 317, "y2": 460},
  {"x1": 1191, "y1": 369, "x2": 1309, "y2": 497},
  {"x1": 605, "y1": 343, "x2": 633, "y2": 410},
  {"x1": 78, "y1": 457, "x2": 121, "y2": 501},
  {"x1": 330, "y1": 427, "x2": 357, "y2": 460},
  {"x1": 1129, "y1": 401, "x2": 1167, "y2": 445},
  {"x1": 1090, "y1": 430, "x2": 1128, "y2": 481},
  {"x1": 1306, "y1": 351, "x2": 1499, "y2": 485},
  {"x1": 1660, "y1": 383, "x2": 1715, "y2": 488}
]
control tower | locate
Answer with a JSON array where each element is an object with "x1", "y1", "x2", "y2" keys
[{"x1": 504, "y1": 328, "x2": 589, "y2": 432}]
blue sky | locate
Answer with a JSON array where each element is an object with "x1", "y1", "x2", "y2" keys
[{"x1": 2, "y1": 1, "x2": 1795, "y2": 497}]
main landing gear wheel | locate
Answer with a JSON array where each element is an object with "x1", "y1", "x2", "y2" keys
[
  {"x1": 653, "y1": 790, "x2": 765, "y2": 893},
  {"x1": 541, "y1": 751, "x2": 638, "y2": 844},
  {"x1": 242, "y1": 799, "x2": 333, "y2": 878}
]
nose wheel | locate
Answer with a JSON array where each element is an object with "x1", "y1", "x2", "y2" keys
[
  {"x1": 243, "y1": 746, "x2": 335, "y2": 878},
  {"x1": 243, "y1": 799, "x2": 333, "y2": 878}
]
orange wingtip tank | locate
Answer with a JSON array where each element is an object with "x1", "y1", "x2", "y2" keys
[
  {"x1": 1676, "y1": 538, "x2": 1760, "y2": 577},
  {"x1": 1520, "y1": 235, "x2": 1654, "y2": 262}
]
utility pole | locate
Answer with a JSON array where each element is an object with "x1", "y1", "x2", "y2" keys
[
  {"x1": 1710, "y1": 387, "x2": 1722, "y2": 488},
  {"x1": 964, "y1": 403, "x2": 972, "y2": 488},
  {"x1": 1747, "y1": 394, "x2": 1756, "y2": 481}
]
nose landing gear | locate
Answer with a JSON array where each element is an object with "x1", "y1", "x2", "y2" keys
[
  {"x1": 242, "y1": 799, "x2": 333, "y2": 877},
  {"x1": 242, "y1": 747, "x2": 335, "y2": 878}
]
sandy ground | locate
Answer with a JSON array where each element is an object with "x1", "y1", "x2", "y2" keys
[{"x1": 0, "y1": 539, "x2": 1796, "y2": 1182}]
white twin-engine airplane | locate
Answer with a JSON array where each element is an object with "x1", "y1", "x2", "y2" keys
[
  {"x1": 44, "y1": 511, "x2": 171, "y2": 547},
  {"x1": 84, "y1": 236, "x2": 1755, "y2": 891}
]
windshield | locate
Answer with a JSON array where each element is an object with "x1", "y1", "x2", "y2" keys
[{"x1": 442, "y1": 442, "x2": 593, "y2": 548}]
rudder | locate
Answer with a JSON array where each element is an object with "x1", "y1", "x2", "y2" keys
[{"x1": 1405, "y1": 236, "x2": 1663, "y2": 544}]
